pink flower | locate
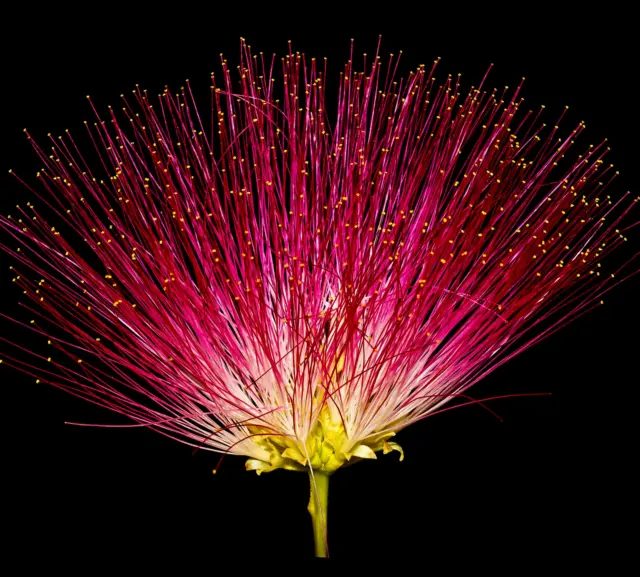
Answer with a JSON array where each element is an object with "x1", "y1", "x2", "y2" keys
[{"x1": 1, "y1": 40, "x2": 637, "y2": 557}]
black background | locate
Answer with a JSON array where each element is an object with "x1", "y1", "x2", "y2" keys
[{"x1": 1, "y1": 4, "x2": 637, "y2": 571}]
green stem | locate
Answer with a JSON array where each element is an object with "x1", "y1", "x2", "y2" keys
[{"x1": 307, "y1": 470, "x2": 330, "y2": 558}]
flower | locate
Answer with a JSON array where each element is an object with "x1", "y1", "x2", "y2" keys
[{"x1": 1, "y1": 39, "x2": 637, "y2": 557}]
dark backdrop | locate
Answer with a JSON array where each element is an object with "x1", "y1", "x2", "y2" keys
[{"x1": 1, "y1": 4, "x2": 637, "y2": 571}]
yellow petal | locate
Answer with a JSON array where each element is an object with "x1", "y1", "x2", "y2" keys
[
  {"x1": 349, "y1": 444, "x2": 377, "y2": 460},
  {"x1": 383, "y1": 441, "x2": 404, "y2": 461},
  {"x1": 282, "y1": 447, "x2": 308, "y2": 466}
]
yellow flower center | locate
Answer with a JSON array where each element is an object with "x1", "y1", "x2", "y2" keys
[{"x1": 245, "y1": 404, "x2": 404, "y2": 475}]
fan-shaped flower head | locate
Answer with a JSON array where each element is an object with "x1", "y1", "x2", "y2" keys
[{"x1": 1, "y1": 39, "x2": 637, "y2": 556}]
